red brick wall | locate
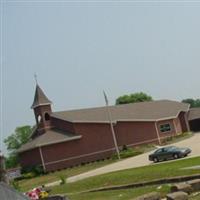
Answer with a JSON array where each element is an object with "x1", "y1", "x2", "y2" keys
[
  {"x1": 20, "y1": 116, "x2": 188, "y2": 172},
  {"x1": 51, "y1": 117, "x2": 75, "y2": 133},
  {"x1": 19, "y1": 148, "x2": 41, "y2": 168},
  {"x1": 179, "y1": 112, "x2": 189, "y2": 132},
  {"x1": 39, "y1": 123, "x2": 115, "y2": 171},
  {"x1": 114, "y1": 121, "x2": 158, "y2": 147},
  {"x1": 74, "y1": 123, "x2": 115, "y2": 152},
  {"x1": 33, "y1": 105, "x2": 52, "y2": 135},
  {"x1": 173, "y1": 118, "x2": 183, "y2": 134},
  {"x1": 41, "y1": 121, "x2": 162, "y2": 171}
]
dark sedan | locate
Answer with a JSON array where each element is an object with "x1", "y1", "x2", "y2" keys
[{"x1": 149, "y1": 146, "x2": 191, "y2": 163}]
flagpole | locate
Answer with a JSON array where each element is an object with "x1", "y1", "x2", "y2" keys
[{"x1": 103, "y1": 91, "x2": 120, "y2": 160}]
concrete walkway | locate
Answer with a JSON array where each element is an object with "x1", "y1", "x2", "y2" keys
[
  {"x1": 67, "y1": 133, "x2": 200, "y2": 183},
  {"x1": 46, "y1": 133, "x2": 200, "y2": 186}
]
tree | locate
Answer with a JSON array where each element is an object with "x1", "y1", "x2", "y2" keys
[
  {"x1": 5, "y1": 154, "x2": 19, "y2": 169},
  {"x1": 4, "y1": 125, "x2": 32, "y2": 168},
  {"x1": 116, "y1": 92, "x2": 153, "y2": 105},
  {"x1": 182, "y1": 98, "x2": 200, "y2": 108}
]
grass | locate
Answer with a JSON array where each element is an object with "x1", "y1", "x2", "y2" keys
[
  {"x1": 190, "y1": 193, "x2": 200, "y2": 200},
  {"x1": 18, "y1": 132, "x2": 195, "y2": 195},
  {"x1": 67, "y1": 185, "x2": 171, "y2": 200},
  {"x1": 18, "y1": 144, "x2": 156, "y2": 192},
  {"x1": 50, "y1": 156, "x2": 200, "y2": 196},
  {"x1": 18, "y1": 159, "x2": 117, "y2": 191},
  {"x1": 161, "y1": 132, "x2": 193, "y2": 145}
]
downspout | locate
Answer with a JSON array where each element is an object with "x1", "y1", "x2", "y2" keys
[
  {"x1": 39, "y1": 146, "x2": 46, "y2": 172},
  {"x1": 155, "y1": 122, "x2": 161, "y2": 145},
  {"x1": 173, "y1": 119, "x2": 178, "y2": 136}
]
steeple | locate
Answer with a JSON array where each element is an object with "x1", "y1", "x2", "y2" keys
[
  {"x1": 31, "y1": 84, "x2": 52, "y2": 109},
  {"x1": 31, "y1": 84, "x2": 53, "y2": 134}
]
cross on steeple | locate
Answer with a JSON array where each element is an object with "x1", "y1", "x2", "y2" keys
[{"x1": 34, "y1": 73, "x2": 38, "y2": 84}]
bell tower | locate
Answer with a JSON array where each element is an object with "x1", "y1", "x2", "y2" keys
[{"x1": 31, "y1": 83, "x2": 52, "y2": 133}]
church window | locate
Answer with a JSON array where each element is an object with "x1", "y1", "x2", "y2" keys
[
  {"x1": 44, "y1": 113, "x2": 50, "y2": 121},
  {"x1": 37, "y1": 115, "x2": 42, "y2": 123}
]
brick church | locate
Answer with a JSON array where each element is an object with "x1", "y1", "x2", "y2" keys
[{"x1": 18, "y1": 84, "x2": 191, "y2": 172}]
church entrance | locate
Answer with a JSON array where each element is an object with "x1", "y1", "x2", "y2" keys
[{"x1": 189, "y1": 119, "x2": 200, "y2": 132}]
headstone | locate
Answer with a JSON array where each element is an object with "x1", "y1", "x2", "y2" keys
[
  {"x1": 187, "y1": 179, "x2": 200, "y2": 192},
  {"x1": 134, "y1": 192, "x2": 161, "y2": 200},
  {"x1": 46, "y1": 195, "x2": 70, "y2": 200},
  {"x1": 166, "y1": 191, "x2": 188, "y2": 200},
  {"x1": 170, "y1": 183, "x2": 192, "y2": 194}
]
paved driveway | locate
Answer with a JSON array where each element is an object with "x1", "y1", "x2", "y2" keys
[{"x1": 67, "y1": 133, "x2": 200, "y2": 183}]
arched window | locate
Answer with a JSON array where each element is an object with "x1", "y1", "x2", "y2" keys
[
  {"x1": 44, "y1": 113, "x2": 50, "y2": 121},
  {"x1": 37, "y1": 115, "x2": 42, "y2": 123}
]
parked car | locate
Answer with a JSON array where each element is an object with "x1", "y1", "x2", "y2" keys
[{"x1": 149, "y1": 146, "x2": 191, "y2": 163}]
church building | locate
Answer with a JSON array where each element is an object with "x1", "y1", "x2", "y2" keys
[{"x1": 18, "y1": 84, "x2": 190, "y2": 172}]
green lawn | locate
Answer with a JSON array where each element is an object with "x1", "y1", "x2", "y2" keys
[
  {"x1": 17, "y1": 132, "x2": 196, "y2": 198},
  {"x1": 67, "y1": 185, "x2": 171, "y2": 200},
  {"x1": 161, "y1": 132, "x2": 193, "y2": 145},
  {"x1": 17, "y1": 144, "x2": 156, "y2": 192},
  {"x1": 17, "y1": 133, "x2": 193, "y2": 193},
  {"x1": 50, "y1": 156, "x2": 200, "y2": 196},
  {"x1": 18, "y1": 159, "x2": 117, "y2": 191},
  {"x1": 189, "y1": 193, "x2": 200, "y2": 200},
  {"x1": 77, "y1": 185, "x2": 200, "y2": 200}
]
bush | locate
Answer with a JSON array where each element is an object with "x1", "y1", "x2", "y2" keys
[
  {"x1": 34, "y1": 165, "x2": 44, "y2": 175},
  {"x1": 161, "y1": 132, "x2": 192, "y2": 145},
  {"x1": 21, "y1": 165, "x2": 43, "y2": 175},
  {"x1": 120, "y1": 148, "x2": 143, "y2": 159},
  {"x1": 23, "y1": 172, "x2": 37, "y2": 179},
  {"x1": 20, "y1": 165, "x2": 44, "y2": 179},
  {"x1": 10, "y1": 180, "x2": 21, "y2": 191},
  {"x1": 112, "y1": 147, "x2": 143, "y2": 159},
  {"x1": 59, "y1": 175, "x2": 66, "y2": 185}
]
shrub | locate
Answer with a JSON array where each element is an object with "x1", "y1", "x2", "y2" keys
[
  {"x1": 161, "y1": 132, "x2": 192, "y2": 145},
  {"x1": 34, "y1": 166, "x2": 44, "y2": 175},
  {"x1": 120, "y1": 147, "x2": 143, "y2": 159},
  {"x1": 112, "y1": 147, "x2": 143, "y2": 159},
  {"x1": 59, "y1": 175, "x2": 66, "y2": 185},
  {"x1": 10, "y1": 180, "x2": 21, "y2": 191},
  {"x1": 23, "y1": 172, "x2": 37, "y2": 179},
  {"x1": 20, "y1": 165, "x2": 44, "y2": 179}
]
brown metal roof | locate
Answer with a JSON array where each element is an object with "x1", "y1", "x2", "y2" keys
[
  {"x1": 188, "y1": 108, "x2": 200, "y2": 121},
  {"x1": 51, "y1": 100, "x2": 189, "y2": 123},
  {"x1": 31, "y1": 84, "x2": 52, "y2": 109},
  {"x1": 18, "y1": 129, "x2": 81, "y2": 153}
]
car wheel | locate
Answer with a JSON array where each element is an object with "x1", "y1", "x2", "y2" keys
[
  {"x1": 153, "y1": 157, "x2": 159, "y2": 163},
  {"x1": 173, "y1": 154, "x2": 179, "y2": 159}
]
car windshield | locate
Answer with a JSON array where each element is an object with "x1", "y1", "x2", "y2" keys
[
  {"x1": 167, "y1": 146, "x2": 179, "y2": 151},
  {"x1": 155, "y1": 149, "x2": 163, "y2": 153}
]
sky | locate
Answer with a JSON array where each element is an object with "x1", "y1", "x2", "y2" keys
[{"x1": 1, "y1": 0, "x2": 200, "y2": 153}]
